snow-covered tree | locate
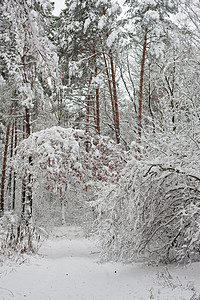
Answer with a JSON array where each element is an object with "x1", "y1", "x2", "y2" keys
[
  {"x1": 122, "y1": 0, "x2": 179, "y2": 138},
  {"x1": 0, "y1": 0, "x2": 59, "y2": 108},
  {"x1": 95, "y1": 125, "x2": 200, "y2": 263},
  {"x1": 94, "y1": 1, "x2": 200, "y2": 260},
  {"x1": 94, "y1": 0, "x2": 200, "y2": 265},
  {"x1": 0, "y1": 0, "x2": 61, "y2": 218},
  {"x1": 52, "y1": 0, "x2": 122, "y2": 142},
  {"x1": 12, "y1": 126, "x2": 126, "y2": 225}
]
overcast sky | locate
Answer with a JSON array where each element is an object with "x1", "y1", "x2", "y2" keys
[{"x1": 53, "y1": 0, "x2": 66, "y2": 15}]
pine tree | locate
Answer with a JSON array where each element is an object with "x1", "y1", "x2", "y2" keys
[
  {"x1": 52, "y1": 0, "x2": 122, "y2": 142},
  {"x1": 125, "y1": 0, "x2": 178, "y2": 138}
]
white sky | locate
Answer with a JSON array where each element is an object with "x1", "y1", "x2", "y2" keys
[
  {"x1": 53, "y1": 0, "x2": 125, "y2": 16},
  {"x1": 53, "y1": 0, "x2": 66, "y2": 16}
]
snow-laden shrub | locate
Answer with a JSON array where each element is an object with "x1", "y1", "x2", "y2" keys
[
  {"x1": 12, "y1": 126, "x2": 126, "y2": 227},
  {"x1": 13, "y1": 126, "x2": 125, "y2": 191},
  {"x1": 0, "y1": 212, "x2": 46, "y2": 264},
  {"x1": 95, "y1": 131, "x2": 200, "y2": 264}
]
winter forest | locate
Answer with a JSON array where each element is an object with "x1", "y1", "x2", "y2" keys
[{"x1": 0, "y1": 0, "x2": 200, "y2": 298}]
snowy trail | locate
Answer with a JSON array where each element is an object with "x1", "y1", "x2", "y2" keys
[{"x1": 0, "y1": 226, "x2": 200, "y2": 300}]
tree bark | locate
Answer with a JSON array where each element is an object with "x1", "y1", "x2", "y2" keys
[
  {"x1": 103, "y1": 52, "x2": 116, "y2": 132},
  {"x1": 0, "y1": 107, "x2": 13, "y2": 216},
  {"x1": 102, "y1": 5, "x2": 120, "y2": 144},
  {"x1": 86, "y1": 75, "x2": 93, "y2": 133},
  {"x1": 96, "y1": 85, "x2": 100, "y2": 134},
  {"x1": 93, "y1": 44, "x2": 100, "y2": 134},
  {"x1": 12, "y1": 118, "x2": 18, "y2": 210},
  {"x1": 7, "y1": 119, "x2": 15, "y2": 210},
  {"x1": 25, "y1": 108, "x2": 33, "y2": 221},
  {"x1": 21, "y1": 179, "x2": 26, "y2": 220},
  {"x1": 109, "y1": 53, "x2": 120, "y2": 144},
  {"x1": 138, "y1": 28, "x2": 148, "y2": 138},
  {"x1": 21, "y1": 108, "x2": 32, "y2": 222}
]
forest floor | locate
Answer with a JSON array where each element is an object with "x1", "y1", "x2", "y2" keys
[{"x1": 0, "y1": 226, "x2": 200, "y2": 300}]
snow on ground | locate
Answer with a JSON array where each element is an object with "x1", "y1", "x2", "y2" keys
[{"x1": 0, "y1": 226, "x2": 200, "y2": 300}]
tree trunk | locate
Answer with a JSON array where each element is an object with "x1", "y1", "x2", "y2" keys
[
  {"x1": 23, "y1": 116, "x2": 26, "y2": 139},
  {"x1": 21, "y1": 108, "x2": 32, "y2": 222},
  {"x1": 12, "y1": 119, "x2": 18, "y2": 210},
  {"x1": 25, "y1": 108, "x2": 33, "y2": 221},
  {"x1": 7, "y1": 119, "x2": 15, "y2": 210},
  {"x1": 138, "y1": 28, "x2": 148, "y2": 138},
  {"x1": 93, "y1": 45, "x2": 100, "y2": 135},
  {"x1": 61, "y1": 199, "x2": 66, "y2": 225},
  {"x1": 96, "y1": 85, "x2": 100, "y2": 134},
  {"x1": 21, "y1": 116, "x2": 27, "y2": 220},
  {"x1": 86, "y1": 75, "x2": 93, "y2": 133},
  {"x1": 59, "y1": 187, "x2": 66, "y2": 225},
  {"x1": 25, "y1": 107, "x2": 31, "y2": 136},
  {"x1": 102, "y1": 6, "x2": 120, "y2": 144},
  {"x1": 109, "y1": 53, "x2": 120, "y2": 144},
  {"x1": 0, "y1": 107, "x2": 13, "y2": 216},
  {"x1": 103, "y1": 52, "x2": 116, "y2": 133},
  {"x1": 21, "y1": 179, "x2": 26, "y2": 220}
]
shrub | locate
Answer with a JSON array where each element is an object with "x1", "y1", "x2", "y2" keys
[
  {"x1": 0, "y1": 212, "x2": 46, "y2": 264},
  {"x1": 95, "y1": 132, "x2": 200, "y2": 264}
]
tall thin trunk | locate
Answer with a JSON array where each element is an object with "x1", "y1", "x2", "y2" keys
[
  {"x1": 103, "y1": 52, "x2": 116, "y2": 132},
  {"x1": 86, "y1": 75, "x2": 93, "y2": 133},
  {"x1": 96, "y1": 85, "x2": 100, "y2": 134},
  {"x1": 21, "y1": 116, "x2": 27, "y2": 220},
  {"x1": 138, "y1": 28, "x2": 148, "y2": 138},
  {"x1": 25, "y1": 108, "x2": 32, "y2": 221},
  {"x1": 27, "y1": 156, "x2": 33, "y2": 221},
  {"x1": 12, "y1": 118, "x2": 18, "y2": 210},
  {"x1": 58, "y1": 186, "x2": 66, "y2": 225},
  {"x1": 165, "y1": 60, "x2": 176, "y2": 131},
  {"x1": 21, "y1": 179, "x2": 26, "y2": 220},
  {"x1": 148, "y1": 65, "x2": 155, "y2": 133},
  {"x1": 93, "y1": 45, "x2": 100, "y2": 135},
  {"x1": 0, "y1": 107, "x2": 13, "y2": 216},
  {"x1": 7, "y1": 119, "x2": 15, "y2": 210},
  {"x1": 102, "y1": 6, "x2": 120, "y2": 144},
  {"x1": 25, "y1": 107, "x2": 31, "y2": 136},
  {"x1": 85, "y1": 75, "x2": 93, "y2": 152},
  {"x1": 109, "y1": 53, "x2": 120, "y2": 144},
  {"x1": 23, "y1": 116, "x2": 26, "y2": 139},
  {"x1": 21, "y1": 108, "x2": 32, "y2": 222},
  {"x1": 86, "y1": 93, "x2": 90, "y2": 133},
  {"x1": 61, "y1": 199, "x2": 66, "y2": 225}
]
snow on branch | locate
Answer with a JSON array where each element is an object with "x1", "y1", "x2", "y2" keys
[{"x1": 12, "y1": 126, "x2": 126, "y2": 200}]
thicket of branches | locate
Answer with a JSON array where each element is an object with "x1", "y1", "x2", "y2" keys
[
  {"x1": 94, "y1": 126, "x2": 200, "y2": 264},
  {"x1": 12, "y1": 126, "x2": 126, "y2": 225},
  {"x1": 0, "y1": 0, "x2": 200, "y2": 265}
]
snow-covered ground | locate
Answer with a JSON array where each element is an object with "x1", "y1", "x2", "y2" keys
[{"x1": 0, "y1": 226, "x2": 200, "y2": 300}]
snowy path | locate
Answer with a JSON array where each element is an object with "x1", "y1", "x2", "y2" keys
[{"x1": 0, "y1": 226, "x2": 200, "y2": 300}]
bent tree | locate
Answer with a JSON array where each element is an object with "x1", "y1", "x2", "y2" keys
[{"x1": 13, "y1": 127, "x2": 126, "y2": 224}]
